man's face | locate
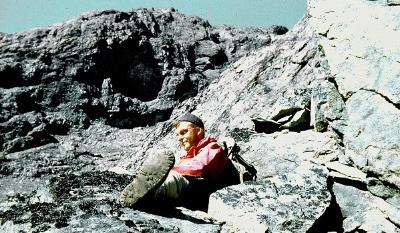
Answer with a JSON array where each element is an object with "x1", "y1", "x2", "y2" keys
[{"x1": 175, "y1": 122, "x2": 204, "y2": 151}]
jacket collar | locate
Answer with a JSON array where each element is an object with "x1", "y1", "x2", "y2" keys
[{"x1": 182, "y1": 135, "x2": 216, "y2": 158}]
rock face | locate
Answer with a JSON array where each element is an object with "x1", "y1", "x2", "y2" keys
[
  {"x1": 0, "y1": 8, "x2": 274, "y2": 154},
  {"x1": 308, "y1": 1, "x2": 400, "y2": 231},
  {"x1": 0, "y1": 1, "x2": 399, "y2": 233}
]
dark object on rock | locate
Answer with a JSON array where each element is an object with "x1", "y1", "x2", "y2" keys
[
  {"x1": 270, "y1": 25, "x2": 289, "y2": 35},
  {"x1": 252, "y1": 118, "x2": 282, "y2": 134}
]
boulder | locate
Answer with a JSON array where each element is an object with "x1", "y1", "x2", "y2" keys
[
  {"x1": 209, "y1": 162, "x2": 331, "y2": 232},
  {"x1": 344, "y1": 90, "x2": 400, "y2": 190},
  {"x1": 333, "y1": 183, "x2": 400, "y2": 232}
]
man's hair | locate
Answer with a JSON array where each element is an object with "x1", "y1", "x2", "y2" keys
[{"x1": 174, "y1": 113, "x2": 204, "y2": 129}]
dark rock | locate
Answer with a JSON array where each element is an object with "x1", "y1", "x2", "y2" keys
[
  {"x1": 0, "y1": 111, "x2": 57, "y2": 153},
  {"x1": 15, "y1": 92, "x2": 41, "y2": 113},
  {"x1": 387, "y1": 0, "x2": 400, "y2": 6},
  {"x1": 0, "y1": 8, "x2": 276, "y2": 153},
  {"x1": 270, "y1": 25, "x2": 289, "y2": 35},
  {"x1": 0, "y1": 64, "x2": 25, "y2": 88},
  {"x1": 252, "y1": 118, "x2": 282, "y2": 134},
  {"x1": 282, "y1": 108, "x2": 311, "y2": 131}
]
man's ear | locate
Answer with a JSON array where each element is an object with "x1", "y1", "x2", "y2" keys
[{"x1": 196, "y1": 127, "x2": 204, "y2": 137}]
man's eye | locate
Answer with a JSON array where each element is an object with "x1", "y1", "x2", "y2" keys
[{"x1": 177, "y1": 130, "x2": 187, "y2": 136}]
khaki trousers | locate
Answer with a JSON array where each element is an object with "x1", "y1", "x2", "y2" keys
[{"x1": 153, "y1": 170, "x2": 190, "y2": 200}]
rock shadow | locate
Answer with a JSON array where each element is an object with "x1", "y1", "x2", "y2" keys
[{"x1": 76, "y1": 36, "x2": 164, "y2": 102}]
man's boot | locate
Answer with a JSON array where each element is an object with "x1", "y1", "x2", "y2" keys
[{"x1": 119, "y1": 150, "x2": 175, "y2": 207}]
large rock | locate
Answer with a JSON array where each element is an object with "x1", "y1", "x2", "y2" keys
[
  {"x1": 239, "y1": 130, "x2": 342, "y2": 179},
  {"x1": 344, "y1": 90, "x2": 400, "y2": 189},
  {"x1": 203, "y1": 129, "x2": 342, "y2": 232},
  {"x1": 209, "y1": 162, "x2": 331, "y2": 232},
  {"x1": 309, "y1": 0, "x2": 400, "y2": 103},
  {"x1": 308, "y1": 2, "x2": 400, "y2": 233},
  {"x1": 333, "y1": 183, "x2": 400, "y2": 232},
  {"x1": 0, "y1": 139, "x2": 221, "y2": 233},
  {"x1": 308, "y1": 0, "x2": 400, "y2": 191}
]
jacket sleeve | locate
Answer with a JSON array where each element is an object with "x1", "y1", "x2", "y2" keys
[{"x1": 172, "y1": 142, "x2": 228, "y2": 179}]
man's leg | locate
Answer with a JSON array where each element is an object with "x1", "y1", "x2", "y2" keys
[
  {"x1": 153, "y1": 170, "x2": 190, "y2": 200},
  {"x1": 119, "y1": 150, "x2": 175, "y2": 207}
]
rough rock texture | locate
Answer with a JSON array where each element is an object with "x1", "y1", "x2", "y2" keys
[
  {"x1": 308, "y1": 1, "x2": 400, "y2": 231},
  {"x1": 333, "y1": 183, "x2": 400, "y2": 232},
  {"x1": 1, "y1": 0, "x2": 399, "y2": 232},
  {"x1": 0, "y1": 8, "x2": 274, "y2": 154},
  {"x1": 209, "y1": 162, "x2": 331, "y2": 232}
]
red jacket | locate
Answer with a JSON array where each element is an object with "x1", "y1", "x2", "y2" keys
[{"x1": 172, "y1": 135, "x2": 229, "y2": 180}]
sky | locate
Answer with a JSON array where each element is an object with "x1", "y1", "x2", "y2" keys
[{"x1": 0, "y1": 0, "x2": 307, "y2": 33}]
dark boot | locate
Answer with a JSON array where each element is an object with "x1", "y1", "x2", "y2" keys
[{"x1": 119, "y1": 150, "x2": 175, "y2": 207}]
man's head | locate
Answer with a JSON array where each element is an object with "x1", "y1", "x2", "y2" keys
[{"x1": 174, "y1": 113, "x2": 205, "y2": 151}]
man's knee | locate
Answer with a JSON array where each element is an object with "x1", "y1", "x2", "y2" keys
[{"x1": 154, "y1": 171, "x2": 190, "y2": 200}]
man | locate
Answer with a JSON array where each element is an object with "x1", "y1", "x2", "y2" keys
[{"x1": 119, "y1": 113, "x2": 235, "y2": 209}]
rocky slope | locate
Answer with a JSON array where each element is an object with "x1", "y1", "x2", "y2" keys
[{"x1": 1, "y1": 0, "x2": 399, "y2": 232}]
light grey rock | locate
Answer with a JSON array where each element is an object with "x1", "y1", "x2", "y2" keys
[
  {"x1": 309, "y1": 0, "x2": 400, "y2": 103},
  {"x1": 195, "y1": 40, "x2": 222, "y2": 58},
  {"x1": 119, "y1": 208, "x2": 221, "y2": 233},
  {"x1": 344, "y1": 90, "x2": 400, "y2": 189},
  {"x1": 209, "y1": 162, "x2": 331, "y2": 233},
  {"x1": 45, "y1": 204, "x2": 221, "y2": 233},
  {"x1": 195, "y1": 57, "x2": 212, "y2": 71},
  {"x1": 213, "y1": 25, "x2": 273, "y2": 61},
  {"x1": 326, "y1": 161, "x2": 367, "y2": 183},
  {"x1": 202, "y1": 69, "x2": 220, "y2": 82},
  {"x1": 307, "y1": 3, "x2": 400, "y2": 231},
  {"x1": 310, "y1": 80, "x2": 346, "y2": 132},
  {"x1": 333, "y1": 183, "x2": 400, "y2": 232},
  {"x1": 190, "y1": 16, "x2": 328, "y2": 136},
  {"x1": 241, "y1": 130, "x2": 342, "y2": 179},
  {"x1": 0, "y1": 221, "x2": 32, "y2": 233}
]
